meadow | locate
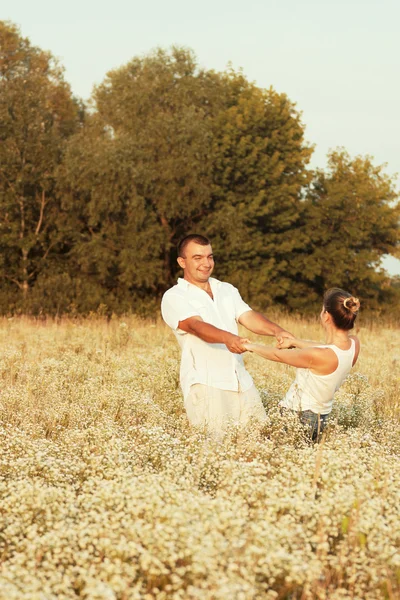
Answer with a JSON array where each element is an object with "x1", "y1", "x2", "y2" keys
[{"x1": 0, "y1": 315, "x2": 399, "y2": 600}]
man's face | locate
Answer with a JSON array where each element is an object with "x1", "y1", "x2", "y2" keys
[{"x1": 178, "y1": 242, "x2": 214, "y2": 285}]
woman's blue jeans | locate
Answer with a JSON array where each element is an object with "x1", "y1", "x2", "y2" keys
[{"x1": 298, "y1": 410, "x2": 329, "y2": 441}]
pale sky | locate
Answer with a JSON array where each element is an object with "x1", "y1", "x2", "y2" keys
[{"x1": 4, "y1": 0, "x2": 400, "y2": 274}]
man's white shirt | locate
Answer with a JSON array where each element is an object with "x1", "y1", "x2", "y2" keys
[{"x1": 161, "y1": 277, "x2": 254, "y2": 400}]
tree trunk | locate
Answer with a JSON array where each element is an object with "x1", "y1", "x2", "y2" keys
[{"x1": 21, "y1": 248, "x2": 29, "y2": 300}]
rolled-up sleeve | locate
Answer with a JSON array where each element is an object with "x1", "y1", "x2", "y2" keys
[
  {"x1": 161, "y1": 292, "x2": 201, "y2": 331},
  {"x1": 231, "y1": 286, "x2": 252, "y2": 321}
]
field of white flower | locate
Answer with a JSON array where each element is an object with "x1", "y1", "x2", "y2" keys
[{"x1": 0, "y1": 315, "x2": 399, "y2": 600}]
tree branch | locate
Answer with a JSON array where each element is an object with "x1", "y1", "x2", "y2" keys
[
  {"x1": 35, "y1": 189, "x2": 47, "y2": 236},
  {"x1": 4, "y1": 275, "x2": 23, "y2": 290},
  {"x1": 26, "y1": 240, "x2": 59, "y2": 280}
]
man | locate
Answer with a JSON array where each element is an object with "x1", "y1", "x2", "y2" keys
[{"x1": 161, "y1": 234, "x2": 293, "y2": 432}]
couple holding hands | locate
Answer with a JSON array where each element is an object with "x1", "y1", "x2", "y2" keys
[{"x1": 161, "y1": 235, "x2": 360, "y2": 440}]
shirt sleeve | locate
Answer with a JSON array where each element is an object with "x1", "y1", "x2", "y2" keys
[
  {"x1": 231, "y1": 285, "x2": 252, "y2": 321},
  {"x1": 161, "y1": 292, "x2": 201, "y2": 331}
]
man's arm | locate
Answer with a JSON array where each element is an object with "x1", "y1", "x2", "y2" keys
[
  {"x1": 178, "y1": 316, "x2": 249, "y2": 354},
  {"x1": 238, "y1": 310, "x2": 294, "y2": 339}
]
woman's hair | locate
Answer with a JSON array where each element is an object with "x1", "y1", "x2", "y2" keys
[{"x1": 323, "y1": 288, "x2": 360, "y2": 330}]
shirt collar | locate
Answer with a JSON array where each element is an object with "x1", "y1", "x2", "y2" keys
[{"x1": 177, "y1": 277, "x2": 220, "y2": 290}]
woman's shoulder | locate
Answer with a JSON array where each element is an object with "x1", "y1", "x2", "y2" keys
[
  {"x1": 349, "y1": 335, "x2": 361, "y2": 364},
  {"x1": 349, "y1": 335, "x2": 360, "y2": 349},
  {"x1": 309, "y1": 346, "x2": 339, "y2": 376}
]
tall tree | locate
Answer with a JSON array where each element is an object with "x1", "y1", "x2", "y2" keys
[
  {"x1": 59, "y1": 119, "x2": 167, "y2": 312},
  {"x1": 94, "y1": 46, "x2": 220, "y2": 287},
  {"x1": 288, "y1": 150, "x2": 400, "y2": 310},
  {"x1": 61, "y1": 50, "x2": 313, "y2": 312},
  {"x1": 0, "y1": 21, "x2": 80, "y2": 309},
  {"x1": 202, "y1": 73, "x2": 313, "y2": 306},
  {"x1": 61, "y1": 48, "x2": 225, "y2": 311}
]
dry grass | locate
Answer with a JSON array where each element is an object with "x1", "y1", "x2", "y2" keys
[{"x1": 0, "y1": 315, "x2": 399, "y2": 600}]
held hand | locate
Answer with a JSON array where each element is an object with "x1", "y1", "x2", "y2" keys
[
  {"x1": 224, "y1": 333, "x2": 251, "y2": 354},
  {"x1": 243, "y1": 342, "x2": 254, "y2": 353},
  {"x1": 276, "y1": 336, "x2": 295, "y2": 350},
  {"x1": 276, "y1": 329, "x2": 295, "y2": 341}
]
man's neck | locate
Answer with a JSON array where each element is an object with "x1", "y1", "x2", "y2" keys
[{"x1": 183, "y1": 276, "x2": 210, "y2": 291}]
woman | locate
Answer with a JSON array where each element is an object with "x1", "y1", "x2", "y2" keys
[{"x1": 244, "y1": 288, "x2": 361, "y2": 440}]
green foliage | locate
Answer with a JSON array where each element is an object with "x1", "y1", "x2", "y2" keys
[
  {"x1": 287, "y1": 150, "x2": 400, "y2": 311},
  {"x1": 59, "y1": 48, "x2": 219, "y2": 311},
  {"x1": 59, "y1": 50, "x2": 314, "y2": 313},
  {"x1": 0, "y1": 21, "x2": 81, "y2": 311},
  {"x1": 203, "y1": 76, "x2": 313, "y2": 306},
  {"x1": 0, "y1": 23, "x2": 399, "y2": 315}
]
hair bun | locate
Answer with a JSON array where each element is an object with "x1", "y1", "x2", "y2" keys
[{"x1": 343, "y1": 297, "x2": 360, "y2": 313}]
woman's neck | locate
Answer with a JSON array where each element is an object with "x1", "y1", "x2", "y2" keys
[{"x1": 324, "y1": 327, "x2": 350, "y2": 346}]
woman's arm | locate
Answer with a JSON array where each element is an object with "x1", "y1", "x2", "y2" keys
[
  {"x1": 277, "y1": 336, "x2": 324, "y2": 349},
  {"x1": 244, "y1": 342, "x2": 338, "y2": 374}
]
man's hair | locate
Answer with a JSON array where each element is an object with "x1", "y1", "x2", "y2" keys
[{"x1": 177, "y1": 234, "x2": 211, "y2": 258}]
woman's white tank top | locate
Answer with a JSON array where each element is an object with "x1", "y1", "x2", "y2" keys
[{"x1": 279, "y1": 339, "x2": 356, "y2": 415}]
